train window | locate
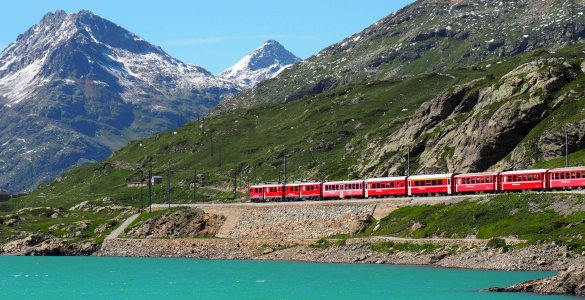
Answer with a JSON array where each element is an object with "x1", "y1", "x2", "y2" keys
[
  {"x1": 572, "y1": 172, "x2": 577, "y2": 179},
  {"x1": 577, "y1": 172, "x2": 582, "y2": 179},
  {"x1": 561, "y1": 173, "x2": 565, "y2": 179},
  {"x1": 582, "y1": 171, "x2": 585, "y2": 178},
  {"x1": 527, "y1": 174, "x2": 532, "y2": 181},
  {"x1": 426, "y1": 180, "x2": 431, "y2": 186}
]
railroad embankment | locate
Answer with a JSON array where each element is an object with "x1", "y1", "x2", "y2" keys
[{"x1": 98, "y1": 194, "x2": 585, "y2": 276}]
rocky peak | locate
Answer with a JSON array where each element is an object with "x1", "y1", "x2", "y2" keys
[{"x1": 219, "y1": 39, "x2": 301, "y2": 88}]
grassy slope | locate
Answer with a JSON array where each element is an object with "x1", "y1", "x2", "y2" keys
[
  {"x1": 374, "y1": 193, "x2": 585, "y2": 251},
  {"x1": 14, "y1": 68, "x2": 496, "y2": 209},
  {"x1": 11, "y1": 45, "x2": 584, "y2": 210}
]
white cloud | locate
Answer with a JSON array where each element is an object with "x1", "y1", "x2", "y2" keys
[{"x1": 163, "y1": 34, "x2": 286, "y2": 46}]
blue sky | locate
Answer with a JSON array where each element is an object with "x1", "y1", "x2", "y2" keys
[{"x1": 0, "y1": 0, "x2": 414, "y2": 74}]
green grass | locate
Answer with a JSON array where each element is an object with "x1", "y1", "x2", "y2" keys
[
  {"x1": 0, "y1": 207, "x2": 123, "y2": 244},
  {"x1": 372, "y1": 193, "x2": 585, "y2": 252}
]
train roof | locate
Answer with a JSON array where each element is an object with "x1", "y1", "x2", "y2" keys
[
  {"x1": 499, "y1": 169, "x2": 548, "y2": 175},
  {"x1": 408, "y1": 173, "x2": 455, "y2": 180},
  {"x1": 250, "y1": 183, "x2": 284, "y2": 188},
  {"x1": 455, "y1": 172, "x2": 499, "y2": 177},
  {"x1": 365, "y1": 176, "x2": 407, "y2": 182},
  {"x1": 323, "y1": 180, "x2": 364, "y2": 184},
  {"x1": 284, "y1": 181, "x2": 321, "y2": 186},
  {"x1": 549, "y1": 167, "x2": 585, "y2": 172}
]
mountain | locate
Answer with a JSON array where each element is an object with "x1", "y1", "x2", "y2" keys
[
  {"x1": 218, "y1": 0, "x2": 585, "y2": 111},
  {"x1": 218, "y1": 40, "x2": 301, "y2": 89},
  {"x1": 0, "y1": 10, "x2": 240, "y2": 192}
]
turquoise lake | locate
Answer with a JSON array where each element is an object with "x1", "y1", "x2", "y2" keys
[{"x1": 0, "y1": 257, "x2": 575, "y2": 299}]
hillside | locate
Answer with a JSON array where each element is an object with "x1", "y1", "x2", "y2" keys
[
  {"x1": 218, "y1": 0, "x2": 585, "y2": 111},
  {"x1": 6, "y1": 42, "x2": 583, "y2": 209}
]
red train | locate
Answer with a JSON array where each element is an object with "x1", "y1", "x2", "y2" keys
[{"x1": 249, "y1": 167, "x2": 585, "y2": 202}]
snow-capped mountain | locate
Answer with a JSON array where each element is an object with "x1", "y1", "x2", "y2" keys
[
  {"x1": 219, "y1": 40, "x2": 301, "y2": 89},
  {"x1": 0, "y1": 10, "x2": 237, "y2": 108},
  {"x1": 0, "y1": 10, "x2": 240, "y2": 192}
]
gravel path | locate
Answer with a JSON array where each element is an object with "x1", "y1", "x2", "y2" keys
[{"x1": 105, "y1": 213, "x2": 140, "y2": 240}]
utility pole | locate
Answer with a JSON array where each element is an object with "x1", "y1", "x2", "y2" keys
[
  {"x1": 140, "y1": 170, "x2": 144, "y2": 210},
  {"x1": 148, "y1": 163, "x2": 152, "y2": 213},
  {"x1": 233, "y1": 169, "x2": 237, "y2": 200},
  {"x1": 167, "y1": 162, "x2": 171, "y2": 208},
  {"x1": 284, "y1": 156, "x2": 288, "y2": 184},
  {"x1": 192, "y1": 170, "x2": 197, "y2": 201},
  {"x1": 566, "y1": 130, "x2": 570, "y2": 167},
  {"x1": 218, "y1": 142, "x2": 222, "y2": 167},
  {"x1": 407, "y1": 145, "x2": 411, "y2": 176}
]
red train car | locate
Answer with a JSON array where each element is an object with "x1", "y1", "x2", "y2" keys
[
  {"x1": 322, "y1": 180, "x2": 364, "y2": 199},
  {"x1": 300, "y1": 182, "x2": 321, "y2": 200},
  {"x1": 262, "y1": 183, "x2": 285, "y2": 201},
  {"x1": 284, "y1": 183, "x2": 301, "y2": 201},
  {"x1": 250, "y1": 185, "x2": 265, "y2": 202},
  {"x1": 499, "y1": 169, "x2": 548, "y2": 191},
  {"x1": 549, "y1": 167, "x2": 585, "y2": 190},
  {"x1": 408, "y1": 173, "x2": 456, "y2": 196},
  {"x1": 454, "y1": 172, "x2": 499, "y2": 193},
  {"x1": 365, "y1": 176, "x2": 407, "y2": 198}
]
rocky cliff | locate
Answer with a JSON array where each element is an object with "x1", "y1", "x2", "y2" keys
[
  {"x1": 358, "y1": 56, "x2": 585, "y2": 176},
  {"x1": 124, "y1": 208, "x2": 225, "y2": 238}
]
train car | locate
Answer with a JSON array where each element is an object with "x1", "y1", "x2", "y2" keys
[
  {"x1": 249, "y1": 185, "x2": 265, "y2": 202},
  {"x1": 262, "y1": 183, "x2": 285, "y2": 201},
  {"x1": 549, "y1": 167, "x2": 585, "y2": 190},
  {"x1": 499, "y1": 169, "x2": 548, "y2": 191},
  {"x1": 454, "y1": 172, "x2": 499, "y2": 194},
  {"x1": 299, "y1": 182, "x2": 321, "y2": 201},
  {"x1": 322, "y1": 180, "x2": 364, "y2": 199},
  {"x1": 408, "y1": 173, "x2": 456, "y2": 196},
  {"x1": 365, "y1": 176, "x2": 408, "y2": 198},
  {"x1": 284, "y1": 183, "x2": 301, "y2": 201}
]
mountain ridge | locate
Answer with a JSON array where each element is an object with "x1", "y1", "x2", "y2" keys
[
  {"x1": 217, "y1": 0, "x2": 585, "y2": 112},
  {"x1": 0, "y1": 10, "x2": 241, "y2": 192}
]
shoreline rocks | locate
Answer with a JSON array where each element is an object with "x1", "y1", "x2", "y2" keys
[{"x1": 488, "y1": 266, "x2": 585, "y2": 296}]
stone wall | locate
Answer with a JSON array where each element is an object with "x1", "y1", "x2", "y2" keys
[{"x1": 224, "y1": 203, "x2": 376, "y2": 239}]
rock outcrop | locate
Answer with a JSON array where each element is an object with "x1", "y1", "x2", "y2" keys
[
  {"x1": 489, "y1": 266, "x2": 585, "y2": 296},
  {"x1": 359, "y1": 57, "x2": 584, "y2": 175},
  {"x1": 0, "y1": 233, "x2": 97, "y2": 256},
  {"x1": 124, "y1": 208, "x2": 225, "y2": 238}
]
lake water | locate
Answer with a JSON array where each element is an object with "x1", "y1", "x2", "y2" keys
[{"x1": 0, "y1": 257, "x2": 574, "y2": 299}]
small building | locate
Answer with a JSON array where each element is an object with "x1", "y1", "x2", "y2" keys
[{"x1": 151, "y1": 176, "x2": 163, "y2": 185}]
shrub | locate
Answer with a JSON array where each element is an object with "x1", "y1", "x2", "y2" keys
[{"x1": 487, "y1": 238, "x2": 507, "y2": 249}]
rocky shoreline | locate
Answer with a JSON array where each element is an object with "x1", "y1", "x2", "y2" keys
[{"x1": 96, "y1": 236, "x2": 585, "y2": 271}]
